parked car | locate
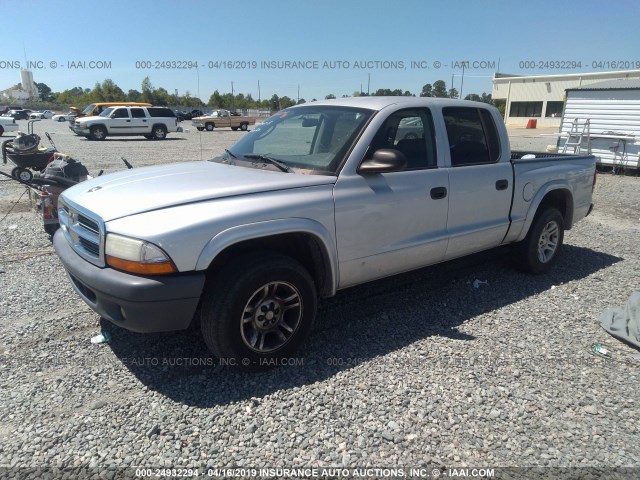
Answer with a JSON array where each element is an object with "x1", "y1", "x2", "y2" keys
[
  {"x1": 0, "y1": 116, "x2": 18, "y2": 136},
  {"x1": 53, "y1": 97, "x2": 596, "y2": 369},
  {"x1": 68, "y1": 102, "x2": 152, "y2": 125},
  {"x1": 8, "y1": 109, "x2": 31, "y2": 120},
  {"x1": 192, "y1": 109, "x2": 257, "y2": 131},
  {"x1": 70, "y1": 106, "x2": 179, "y2": 140},
  {"x1": 30, "y1": 110, "x2": 54, "y2": 119},
  {"x1": 52, "y1": 111, "x2": 76, "y2": 122},
  {"x1": 174, "y1": 109, "x2": 204, "y2": 121}
]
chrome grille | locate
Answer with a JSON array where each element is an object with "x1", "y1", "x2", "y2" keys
[{"x1": 58, "y1": 197, "x2": 105, "y2": 267}]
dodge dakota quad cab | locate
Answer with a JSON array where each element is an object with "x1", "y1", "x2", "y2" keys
[
  {"x1": 192, "y1": 109, "x2": 257, "y2": 131},
  {"x1": 54, "y1": 97, "x2": 596, "y2": 369}
]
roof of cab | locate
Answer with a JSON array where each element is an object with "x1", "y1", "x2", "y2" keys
[{"x1": 290, "y1": 96, "x2": 492, "y2": 111}]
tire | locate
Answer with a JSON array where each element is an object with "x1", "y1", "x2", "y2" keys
[
  {"x1": 231, "y1": 127, "x2": 238, "y2": 131},
  {"x1": 58, "y1": 117, "x2": 66, "y2": 122},
  {"x1": 0, "y1": 126, "x2": 4, "y2": 136},
  {"x1": 240, "y1": 123, "x2": 248, "y2": 131},
  {"x1": 13, "y1": 167, "x2": 33, "y2": 183},
  {"x1": 205, "y1": 123, "x2": 214, "y2": 131},
  {"x1": 196, "y1": 127, "x2": 204, "y2": 131},
  {"x1": 200, "y1": 253, "x2": 317, "y2": 370},
  {"x1": 151, "y1": 125, "x2": 167, "y2": 140},
  {"x1": 89, "y1": 125, "x2": 107, "y2": 141},
  {"x1": 516, "y1": 207, "x2": 564, "y2": 274}
]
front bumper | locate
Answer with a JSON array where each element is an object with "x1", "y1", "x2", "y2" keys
[{"x1": 54, "y1": 230, "x2": 206, "y2": 333}]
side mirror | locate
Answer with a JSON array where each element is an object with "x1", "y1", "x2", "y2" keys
[{"x1": 358, "y1": 149, "x2": 407, "y2": 174}]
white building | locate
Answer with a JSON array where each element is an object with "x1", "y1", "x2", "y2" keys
[
  {"x1": 561, "y1": 79, "x2": 640, "y2": 171},
  {"x1": 0, "y1": 69, "x2": 38, "y2": 104},
  {"x1": 492, "y1": 70, "x2": 640, "y2": 127}
]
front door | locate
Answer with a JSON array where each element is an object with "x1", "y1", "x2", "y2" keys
[{"x1": 334, "y1": 108, "x2": 450, "y2": 288}]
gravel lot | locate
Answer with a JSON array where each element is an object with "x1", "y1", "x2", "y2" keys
[{"x1": 0, "y1": 119, "x2": 639, "y2": 476}]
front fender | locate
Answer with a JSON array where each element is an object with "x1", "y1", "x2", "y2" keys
[{"x1": 195, "y1": 218, "x2": 339, "y2": 295}]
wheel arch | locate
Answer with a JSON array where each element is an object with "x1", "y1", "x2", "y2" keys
[
  {"x1": 516, "y1": 184, "x2": 574, "y2": 242},
  {"x1": 196, "y1": 219, "x2": 338, "y2": 297}
]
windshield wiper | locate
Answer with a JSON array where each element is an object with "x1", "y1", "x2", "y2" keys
[{"x1": 243, "y1": 154, "x2": 292, "y2": 173}]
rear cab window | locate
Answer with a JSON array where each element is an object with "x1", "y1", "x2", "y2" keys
[{"x1": 443, "y1": 107, "x2": 501, "y2": 166}]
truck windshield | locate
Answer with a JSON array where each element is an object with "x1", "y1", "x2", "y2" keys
[
  {"x1": 82, "y1": 104, "x2": 96, "y2": 115},
  {"x1": 221, "y1": 106, "x2": 374, "y2": 174}
]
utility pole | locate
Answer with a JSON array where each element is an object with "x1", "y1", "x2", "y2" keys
[
  {"x1": 367, "y1": 73, "x2": 370, "y2": 95},
  {"x1": 460, "y1": 62, "x2": 466, "y2": 99},
  {"x1": 297, "y1": 84, "x2": 300, "y2": 104},
  {"x1": 258, "y1": 80, "x2": 261, "y2": 104},
  {"x1": 231, "y1": 81, "x2": 234, "y2": 111}
]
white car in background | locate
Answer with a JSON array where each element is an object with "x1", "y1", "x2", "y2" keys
[
  {"x1": 52, "y1": 111, "x2": 76, "y2": 122},
  {"x1": 0, "y1": 116, "x2": 19, "y2": 136},
  {"x1": 30, "y1": 110, "x2": 54, "y2": 119}
]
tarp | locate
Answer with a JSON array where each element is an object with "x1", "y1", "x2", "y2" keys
[{"x1": 600, "y1": 290, "x2": 640, "y2": 350}]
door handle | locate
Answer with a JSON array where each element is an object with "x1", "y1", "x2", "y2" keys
[
  {"x1": 430, "y1": 186, "x2": 447, "y2": 199},
  {"x1": 495, "y1": 179, "x2": 509, "y2": 190},
  {"x1": 126, "y1": 120, "x2": 131, "y2": 122}
]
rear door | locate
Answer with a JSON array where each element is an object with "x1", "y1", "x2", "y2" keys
[
  {"x1": 129, "y1": 107, "x2": 150, "y2": 134},
  {"x1": 442, "y1": 106, "x2": 513, "y2": 259}
]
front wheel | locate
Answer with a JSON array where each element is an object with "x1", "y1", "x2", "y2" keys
[
  {"x1": 58, "y1": 117, "x2": 66, "y2": 122},
  {"x1": 89, "y1": 125, "x2": 107, "y2": 141},
  {"x1": 516, "y1": 207, "x2": 564, "y2": 274},
  {"x1": 200, "y1": 253, "x2": 317, "y2": 370},
  {"x1": 240, "y1": 123, "x2": 248, "y2": 131},
  {"x1": 205, "y1": 123, "x2": 214, "y2": 131}
]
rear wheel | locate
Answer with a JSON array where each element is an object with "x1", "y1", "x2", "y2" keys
[
  {"x1": 516, "y1": 207, "x2": 564, "y2": 274},
  {"x1": 89, "y1": 125, "x2": 107, "y2": 141},
  {"x1": 205, "y1": 123, "x2": 214, "y2": 131},
  {"x1": 151, "y1": 125, "x2": 167, "y2": 140},
  {"x1": 58, "y1": 117, "x2": 66, "y2": 122},
  {"x1": 240, "y1": 123, "x2": 248, "y2": 131},
  {"x1": 200, "y1": 253, "x2": 317, "y2": 370}
]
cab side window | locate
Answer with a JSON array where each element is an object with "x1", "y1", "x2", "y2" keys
[
  {"x1": 368, "y1": 108, "x2": 437, "y2": 170},
  {"x1": 130, "y1": 108, "x2": 146, "y2": 118},
  {"x1": 443, "y1": 107, "x2": 501, "y2": 166}
]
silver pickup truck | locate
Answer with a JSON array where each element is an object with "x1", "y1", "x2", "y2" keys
[{"x1": 53, "y1": 97, "x2": 595, "y2": 369}]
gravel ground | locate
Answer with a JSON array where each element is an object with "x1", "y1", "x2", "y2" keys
[{"x1": 0, "y1": 120, "x2": 639, "y2": 477}]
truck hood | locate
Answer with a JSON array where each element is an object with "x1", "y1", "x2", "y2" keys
[{"x1": 62, "y1": 161, "x2": 336, "y2": 222}]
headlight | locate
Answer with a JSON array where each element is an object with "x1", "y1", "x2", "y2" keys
[{"x1": 105, "y1": 234, "x2": 177, "y2": 275}]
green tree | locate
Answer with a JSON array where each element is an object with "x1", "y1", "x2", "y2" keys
[
  {"x1": 269, "y1": 94, "x2": 280, "y2": 111},
  {"x1": 208, "y1": 90, "x2": 223, "y2": 108},
  {"x1": 432, "y1": 80, "x2": 448, "y2": 98},
  {"x1": 141, "y1": 76, "x2": 155, "y2": 104},
  {"x1": 127, "y1": 89, "x2": 141, "y2": 102},
  {"x1": 99, "y1": 79, "x2": 126, "y2": 102},
  {"x1": 448, "y1": 87, "x2": 459, "y2": 99},
  {"x1": 325, "y1": 94, "x2": 336, "y2": 99},
  {"x1": 35, "y1": 82, "x2": 54, "y2": 102},
  {"x1": 420, "y1": 83, "x2": 433, "y2": 97}
]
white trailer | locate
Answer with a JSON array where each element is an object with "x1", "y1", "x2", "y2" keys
[{"x1": 560, "y1": 79, "x2": 640, "y2": 172}]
